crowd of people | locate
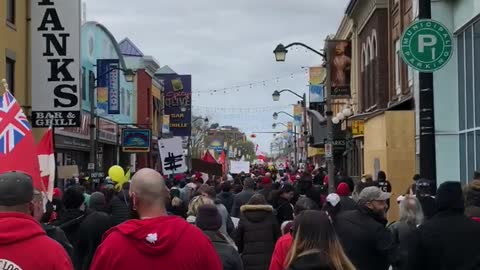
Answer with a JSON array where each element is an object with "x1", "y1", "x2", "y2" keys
[{"x1": 2, "y1": 166, "x2": 480, "y2": 270}]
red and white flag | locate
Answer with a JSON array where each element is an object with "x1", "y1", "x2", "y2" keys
[
  {"x1": 0, "y1": 88, "x2": 44, "y2": 192},
  {"x1": 255, "y1": 144, "x2": 266, "y2": 162},
  {"x1": 37, "y1": 127, "x2": 55, "y2": 201}
]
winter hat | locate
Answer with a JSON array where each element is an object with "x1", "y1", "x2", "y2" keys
[
  {"x1": 53, "y1": 187, "x2": 62, "y2": 198},
  {"x1": 326, "y1": 193, "x2": 341, "y2": 207},
  {"x1": 195, "y1": 204, "x2": 222, "y2": 231},
  {"x1": 280, "y1": 183, "x2": 295, "y2": 194},
  {"x1": 261, "y1": 176, "x2": 272, "y2": 185},
  {"x1": 337, "y1": 182, "x2": 351, "y2": 196},
  {"x1": 436, "y1": 181, "x2": 464, "y2": 212},
  {"x1": 89, "y1": 192, "x2": 105, "y2": 211}
]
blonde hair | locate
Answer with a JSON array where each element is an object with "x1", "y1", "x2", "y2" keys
[
  {"x1": 285, "y1": 211, "x2": 356, "y2": 270},
  {"x1": 187, "y1": 195, "x2": 214, "y2": 216}
]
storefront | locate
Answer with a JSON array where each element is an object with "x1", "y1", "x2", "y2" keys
[
  {"x1": 432, "y1": 0, "x2": 480, "y2": 184},
  {"x1": 54, "y1": 111, "x2": 91, "y2": 173}
]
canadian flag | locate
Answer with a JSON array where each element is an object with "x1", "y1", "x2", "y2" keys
[
  {"x1": 37, "y1": 127, "x2": 55, "y2": 201},
  {"x1": 255, "y1": 144, "x2": 266, "y2": 162}
]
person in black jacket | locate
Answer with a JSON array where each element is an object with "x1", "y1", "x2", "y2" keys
[
  {"x1": 273, "y1": 184, "x2": 295, "y2": 227},
  {"x1": 409, "y1": 181, "x2": 480, "y2": 270},
  {"x1": 335, "y1": 186, "x2": 396, "y2": 270},
  {"x1": 107, "y1": 185, "x2": 130, "y2": 225},
  {"x1": 336, "y1": 182, "x2": 357, "y2": 212},
  {"x1": 53, "y1": 186, "x2": 86, "y2": 249},
  {"x1": 196, "y1": 204, "x2": 243, "y2": 270},
  {"x1": 231, "y1": 178, "x2": 256, "y2": 218},
  {"x1": 236, "y1": 194, "x2": 280, "y2": 270},
  {"x1": 167, "y1": 188, "x2": 187, "y2": 218},
  {"x1": 217, "y1": 181, "x2": 235, "y2": 213},
  {"x1": 75, "y1": 192, "x2": 113, "y2": 270}
]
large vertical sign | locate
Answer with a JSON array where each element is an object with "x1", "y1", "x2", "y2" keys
[
  {"x1": 293, "y1": 104, "x2": 302, "y2": 126},
  {"x1": 30, "y1": 0, "x2": 81, "y2": 127},
  {"x1": 309, "y1": 67, "x2": 325, "y2": 103},
  {"x1": 97, "y1": 59, "x2": 120, "y2": 114},
  {"x1": 327, "y1": 40, "x2": 352, "y2": 98},
  {"x1": 158, "y1": 74, "x2": 192, "y2": 137}
]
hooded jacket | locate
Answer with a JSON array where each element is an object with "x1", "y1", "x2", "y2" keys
[
  {"x1": 236, "y1": 204, "x2": 280, "y2": 270},
  {"x1": 108, "y1": 191, "x2": 130, "y2": 225},
  {"x1": 0, "y1": 212, "x2": 73, "y2": 270},
  {"x1": 217, "y1": 191, "x2": 235, "y2": 213},
  {"x1": 203, "y1": 230, "x2": 243, "y2": 270},
  {"x1": 269, "y1": 233, "x2": 293, "y2": 270},
  {"x1": 90, "y1": 215, "x2": 222, "y2": 270}
]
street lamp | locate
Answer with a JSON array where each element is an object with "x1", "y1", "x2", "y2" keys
[
  {"x1": 273, "y1": 111, "x2": 294, "y2": 120},
  {"x1": 272, "y1": 123, "x2": 277, "y2": 129},
  {"x1": 273, "y1": 112, "x2": 278, "y2": 120},
  {"x1": 273, "y1": 44, "x2": 288, "y2": 62},
  {"x1": 123, "y1": 69, "x2": 136, "y2": 82},
  {"x1": 272, "y1": 90, "x2": 281, "y2": 101}
]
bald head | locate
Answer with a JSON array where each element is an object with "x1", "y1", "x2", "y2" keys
[{"x1": 130, "y1": 168, "x2": 167, "y2": 207}]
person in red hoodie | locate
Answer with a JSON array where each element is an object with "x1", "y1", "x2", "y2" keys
[
  {"x1": 90, "y1": 168, "x2": 222, "y2": 270},
  {"x1": 269, "y1": 197, "x2": 319, "y2": 270},
  {"x1": 0, "y1": 171, "x2": 73, "y2": 270}
]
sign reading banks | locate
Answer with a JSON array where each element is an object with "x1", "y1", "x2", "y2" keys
[
  {"x1": 30, "y1": 0, "x2": 81, "y2": 127},
  {"x1": 400, "y1": 19, "x2": 453, "y2": 72}
]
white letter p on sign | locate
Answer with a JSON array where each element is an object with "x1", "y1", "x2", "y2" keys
[{"x1": 418, "y1": 34, "x2": 437, "y2": 60}]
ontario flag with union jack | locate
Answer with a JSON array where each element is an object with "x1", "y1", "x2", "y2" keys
[{"x1": 0, "y1": 90, "x2": 43, "y2": 191}]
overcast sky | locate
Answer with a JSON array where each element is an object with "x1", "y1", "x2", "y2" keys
[{"x1": 84, "y1": 0, "x2": 349, "y2": 153}]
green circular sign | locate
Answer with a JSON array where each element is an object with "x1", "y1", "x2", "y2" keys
[{"x1": 400, "y1": 19, "x2": 453, "y2": 72}]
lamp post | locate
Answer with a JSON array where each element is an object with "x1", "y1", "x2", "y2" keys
[
  {"x1": 273, "y1": 41, "x2": 336, "y2": 192},
  {"x1": 272, "y1": 89, "x2": 308, "y2": 168},
  {"x1": 89, "y1": 67, "x2": 136, "y2": 172}
]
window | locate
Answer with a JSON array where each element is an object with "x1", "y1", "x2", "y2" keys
[
  {"x1": 395, "y1": 40, "x2": 401, "y2": 95},
  {"x1": 6, "y1": 58, "x2": 15, "y2": 95},
  {"x1": 6, "y1": 0, "x2": 15, "y2": 25}
]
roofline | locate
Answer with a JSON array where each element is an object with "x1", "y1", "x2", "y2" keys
[
  {"x1": 346, "y1": 0, "x2": 358, "y2": 16},
  {"x1": 83, "y1": 21, "x2": 128, "y2": 70}
]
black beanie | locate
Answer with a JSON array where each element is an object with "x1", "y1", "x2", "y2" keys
[
  {"x1": 436, "y1": 181, "x2": 464, "y2": 212},
  {"x1": 196, "y1": 204, "x2": 222, "y2": 231}
]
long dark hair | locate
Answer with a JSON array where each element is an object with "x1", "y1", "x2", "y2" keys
[{"x1": 286, "y1": 210, "x2": 355, "y2": 270}]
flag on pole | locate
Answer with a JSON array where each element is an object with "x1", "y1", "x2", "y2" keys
[
  {"x1": 255, "y1": 144, "x2": 266, "y2": 162},
  {"x1": 218, "y1": 150, "x2": 227, "y2": 175},
  {"x1": 0, "y1": 82, "x2": 44, "y2": 192},
  {"x1": 37, "y1": 127, "x2": 55, "y2": 200},
  {"x1": 202, "y1": 151, "x2": 217, "y2": 164}
]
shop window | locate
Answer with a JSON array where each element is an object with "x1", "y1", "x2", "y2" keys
[
  {"x1": 6, "y1": 57, "x2": 15, "y2": 95},
  {"x1": 458, "y1": 32, "x2": 465, "y2": 131},
  {"x1": 6, "y1": 0, "x2": 15, "y2": 25},
  {"x1": 474, "y1": 21, "x2": 480, "y2": 128},
  {"x1": 460, "y1": 134, "x2": 466, "y2": 184},
  {"x1": 465, "y1": 27, "x2": 474, "y2": 129},
  {"x1": 395, "y1": 40, "x2": 401, "y2": 95}
]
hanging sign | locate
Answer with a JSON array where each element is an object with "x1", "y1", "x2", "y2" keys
[
  {"x1": 30, "y1": 0, "x2": 82, "y2": 127},
  {"x1": 327, "y1": 40, "x2": 352, "y2": 98},
  {"x1": 122, "y1": 129, "x2": 151, "y2": 152},
  {"x1": 400, "y1": 19, "x2": 453, "y2": 72},
  {"x1": 158, "y1": 137, "x2": 187, "y2": 175},
  {"x1": 97, "y1": 59, "x2": 120, "y2": 114}
]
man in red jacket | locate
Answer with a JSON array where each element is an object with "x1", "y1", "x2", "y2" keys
[
  {"x1": 0, "y1": 171, "x2": 73, "y2": 270},
  {"x1": 90, "y1": 168, "x2": 222, "y2": 270}
]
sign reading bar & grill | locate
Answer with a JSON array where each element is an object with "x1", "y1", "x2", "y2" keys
[{"x1": 30, "y1": 0, "x2": 81, "y2": 127}]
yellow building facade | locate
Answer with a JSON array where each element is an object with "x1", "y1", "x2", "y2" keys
[
  {"x1": 363, "y1": 111, "x2": 416, "y2": 220},
  {"x1": 0, "y1": 0, "x2": 28, "y2": 105}
]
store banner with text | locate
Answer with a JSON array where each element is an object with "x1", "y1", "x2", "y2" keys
[
  {"x1": 158, "y1": 137, "x2": 187, "y2": 175},
  {"x1": 158, "y1": 74, "x2": 192, "y2": 137},
  {"x1": 327, "y1": 40, "x2": 352, "y2": 98},
  {"x1": 293, "y1": 104, "x2": 303, "y2": 126},
  {"x1": 309, "y1": 67, "x2": 325, "y2": 103},
  {"x1": 30, "y1": 0, "x2": 81, "y2": 127},
  {"x1": 97, "y1": 59, "x2": 120, "y2": 114}
]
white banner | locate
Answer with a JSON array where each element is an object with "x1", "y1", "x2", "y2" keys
[
  {"x1": 30, "y1": 0, "x2": 81, "y2": 127},
  {"x1": 229, "y1": 161, "x2": 250, "y2": 174},
  {"x1": 158, "y1": 137, "x2": 187, "y2": 175}
]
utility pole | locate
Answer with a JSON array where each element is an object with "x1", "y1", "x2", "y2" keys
[
  {"x1": 418, "y1": 0, "x2": 437, "y2": 185},
  {"x1": 325, "y1": 40, "x2": 335, "y2": 193},
  {"x1": 302, "y1": 93, "x2": 308, "y2": 167}
]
